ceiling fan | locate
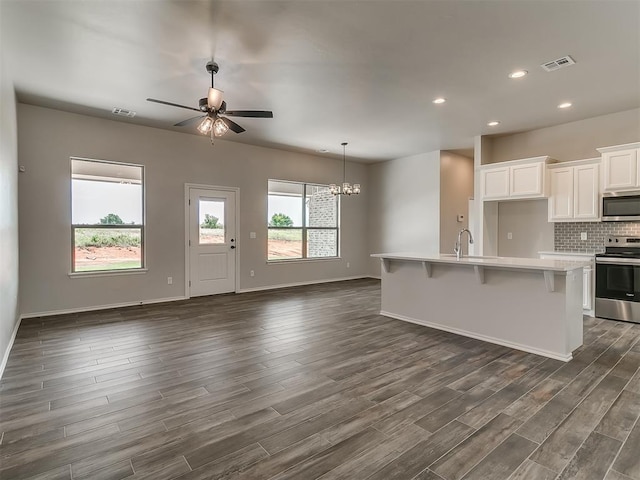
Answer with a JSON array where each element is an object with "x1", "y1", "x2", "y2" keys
[{"x1": 147, "y1": 61, "x2": 273, "y2": 140}]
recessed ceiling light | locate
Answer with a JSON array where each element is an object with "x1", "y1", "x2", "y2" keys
[
  {"x1": 316, "y1": 149, "x2": 329, "y2": 153},
  {"x1": 558, "y1": 102, "x2": 572, "y2": 109},
  {"x1": 433, "y1": 98, "x2": 446, "y2": 104},
  {"x1": 508, "y1": 70, "x2": 528, "y2": 79},
  {"x1": 487, "y1": 121, "x2": 500, "y2": 126}
]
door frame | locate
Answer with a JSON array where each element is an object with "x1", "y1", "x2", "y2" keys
[{"x1": 184, "y1": 183, "x2": 241, "y2": 298}]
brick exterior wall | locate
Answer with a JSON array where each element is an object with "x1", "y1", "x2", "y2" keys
[
  {"x1": 554, "y1": 221, "x2": 640, "y2": 252},
  {"x1": 307, "y1": 187, "x2": 337, "y2": 257}
]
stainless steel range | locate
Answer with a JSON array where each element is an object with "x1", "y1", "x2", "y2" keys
[{"x1": 595, "y1": 236, "x2": 640, "y2": 323}]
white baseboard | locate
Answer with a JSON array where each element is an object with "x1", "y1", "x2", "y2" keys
[
  {"x1": 380, "y1": 310, "x2": 573, "y2": 362},
  {"x1": 238, "y1": 275, "x2": 372, "y2": 293},
  {"x1": 1, "y1": 316, "x2": 22, "y2": 380},
  {"x1": 20, "y1": 296, "x2": 188, "y2": 320}
]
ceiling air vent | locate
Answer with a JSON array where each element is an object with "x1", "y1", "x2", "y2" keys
[
  {"x1": 540, "y1": 55, "x2": 576, "y2": 72},
  {"x1": 112, "y1": 107, "x2": 136, "y2": 118}
]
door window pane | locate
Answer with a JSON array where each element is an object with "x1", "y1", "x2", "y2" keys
[
  {"x1": 199, "y1": 199, "x2": 225, "y2": 244},
  {"x1": 74, "y1": 228, "x2": 142, "y2": 272},
  {"x1": 268, "y1": 229, "x2": 302, "y2": 260}
]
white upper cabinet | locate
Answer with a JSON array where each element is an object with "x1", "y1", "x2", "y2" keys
[
  {"x1": 573, "y1": 163, "x2": 600, "y2": 219},
  {"x1": 480, "y1": 156, "x2": 553, "y2": 201},
  {"x1": 510, "y1": 162, "x2": 544, "y2": 197},
  {"x1": 548, "y1": 159, "x2": 600, "y2": 222},
  {"x1": 598, "y1": 143, "x2": 640, "y2": 192},
  {"x1": 548, "y1": 167, "x2": 574, "y2": 220},
  {"x1": 481, "y1": 166, "x2": 510, "y2": 200}
]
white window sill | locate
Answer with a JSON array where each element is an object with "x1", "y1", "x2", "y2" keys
[
  {"x1": 267, "y1": 257, "x2": 341, "y2": 265},
  {"x1": 69, "y1": 268, "x2": 148, "y2": 279}
]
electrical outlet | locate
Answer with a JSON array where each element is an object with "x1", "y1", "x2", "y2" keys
[
  {"x1": 167, "y1": 277, "x2": 173, "y2": 285},
  {"x1": 581, "y1": 232, "x2": 587, "y2": 240},
  {"x1": 507, "y1": 232, "x2": 513, "y2": 240},
  {"x1": 250, "y1": 270, "x2": 255, "y2": 277}
]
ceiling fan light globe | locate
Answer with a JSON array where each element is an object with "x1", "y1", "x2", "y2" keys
[
  {"x1": 208, "y1": 88, "x2": 224, "y2": 110},
  {"x1": 213, "y1": 118, "x2": 229, "y2": 137},
  {"x1": 197, "y1": 116, "x2": 213, "y2": 134}
]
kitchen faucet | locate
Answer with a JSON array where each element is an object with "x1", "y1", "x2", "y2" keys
[{"x1": 454, "y1": 228, "x2": 474, "y2": 260}]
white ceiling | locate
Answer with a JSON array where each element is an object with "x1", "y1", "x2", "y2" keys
[{"x1": 2, "y1": 0, "x2": 639, "y2": 163}]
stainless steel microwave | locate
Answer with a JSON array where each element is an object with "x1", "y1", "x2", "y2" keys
[{"x1": 602, "y1": 192, "x2": 640, "y2": 221}]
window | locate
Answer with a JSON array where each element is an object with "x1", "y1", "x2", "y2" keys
[
  {"x1": 267, "y1": 180, "x2": 339, "y2": 261},
  {"x1": 71, "y1": 158, "x2": 144, "y2": 273}
]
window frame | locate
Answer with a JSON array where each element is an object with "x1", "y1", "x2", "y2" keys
[
  {"x1": 267, "y1": 180, "x2": 340, "y2": 262},
  {"x1": 70, "y1": 157, "x2": 146, "y2": 275}
]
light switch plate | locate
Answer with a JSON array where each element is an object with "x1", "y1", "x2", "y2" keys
[
  {"x1": 250, "y1": 232, "x2": 256, "y2": 239},
  {"x1": 507, "y1": 232, "x2": 513, "y2": 240},
  {"x1": 581, "y1": 232, "x2": 587, "y2": 240}
]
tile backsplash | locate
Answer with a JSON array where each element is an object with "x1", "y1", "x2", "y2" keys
[{"x1": 555, "y1": 222, "x2": 640, "y2": 252}]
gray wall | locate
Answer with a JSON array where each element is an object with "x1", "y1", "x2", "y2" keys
[
  {"x1": 17, "y1": 104, "x2": 369, "y2": 315},
  {"x1": 367, "y1": 151, "x2": 440, "y2": 276},
  {"x1": 440, "y1": 151, "x2": 473, "y2": 253},
  {"x1": 497, "y1": 200, "x2": 554, "y2": 258},
  {"x1": 0, "y1": 49, "x2": 20, "y2": 371},
  {"x1": 487, "y1": 108, "x2": 640, "y2": 164}
]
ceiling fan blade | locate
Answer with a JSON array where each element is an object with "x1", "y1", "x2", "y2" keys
[
  {"x1": 224, "y1": 110, "x2": 273, "y2": 118},
  {"x1": 174, "y1": 115, "x2": 204, "y2": 127},
  {"x1": 221, "y1": 117, "x2": 246, "y2": 134},
  {"x1": 147, "y1": 98, "x2": 201, "y2": 112}
]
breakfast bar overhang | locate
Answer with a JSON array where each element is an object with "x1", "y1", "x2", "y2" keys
[{"x1": 372, "y1": 253, "x2": 589, "y2": 361}]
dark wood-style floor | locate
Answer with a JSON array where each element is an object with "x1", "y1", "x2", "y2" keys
[{"x1": 1, "y1": 279, "x2": 639, "y2": 480}]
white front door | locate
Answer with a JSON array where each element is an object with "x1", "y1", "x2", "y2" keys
[{"x1": 188, "y1": 187, "x2": 237, "y2": 297}]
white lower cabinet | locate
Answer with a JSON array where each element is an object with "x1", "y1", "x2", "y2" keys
[
  {"x1": 583, "y1": 267, "x2": 592, "y2": 310},
  {"x1": 539, "y1": 252, "x2": 594, "y2": 315}
]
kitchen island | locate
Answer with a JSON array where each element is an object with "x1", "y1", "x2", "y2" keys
[{"x1": 371, "y1": 253, "x2": 589, "y2": 361}]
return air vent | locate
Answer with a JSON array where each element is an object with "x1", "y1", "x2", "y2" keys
[
  {"x1": 111, "y1": 107, "x2": 136, "y2": 118},
  {"x1": 541, "y1": 55, "x2": 576, "y2": 72}
]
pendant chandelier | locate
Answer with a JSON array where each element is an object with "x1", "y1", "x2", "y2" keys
[{"x1": 329, "y1": 142, "x2": 361, "y2": 196}]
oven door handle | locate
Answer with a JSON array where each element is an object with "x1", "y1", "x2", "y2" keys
[{"x1": 596, "y1": 257, "x2": 640, "y2": 266}]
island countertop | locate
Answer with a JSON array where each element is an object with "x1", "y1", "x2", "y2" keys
[{"x1": 371, "y1": 252, "x2": 589, "y2": 273}]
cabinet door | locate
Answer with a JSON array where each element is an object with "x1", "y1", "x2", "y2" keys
[
  {"x1": 481, "y1": 167, "x2": 510, "y2": 200},
  {"x1": 548, "y1": 168, "x2": 574, "y2": 221},
  {"x1": 510, "y1": 162, "x2": 543, "y2": 197},
  {"x1": 583, "y1": 267, "x2": 592, "y2": 310},
  {"x1": 603, "y1": 149, "x2": 638, "y2": 191},
  {"x1": 573, "y1": 164, "x2": 600, "y2": 220}
]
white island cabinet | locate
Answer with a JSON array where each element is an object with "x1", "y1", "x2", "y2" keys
[{"x1": 372, "y1": 253, "x2": 587, "y2": 361}]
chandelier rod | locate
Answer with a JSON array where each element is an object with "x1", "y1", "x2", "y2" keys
[{"x1": 342, "y1": 142, "x2": 348, "y2": 184}]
